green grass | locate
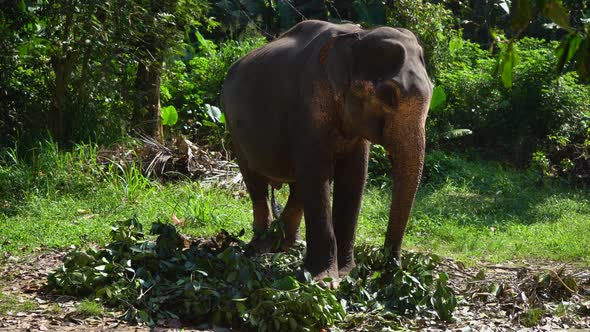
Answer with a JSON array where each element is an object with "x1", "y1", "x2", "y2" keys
[
  {"x1": 361, "y1": 180, "x2": 590, "y2": 264},
  {"x1": 0, "y1": 286, "x2": 37, "y2": 314},
  {"x1": 0, "y1": 183, "x2": 252, "y2": 254},
  {"x1": 75, "y1": 299, "x2": 105, "y2": 318},
  {"x1": 360, "y1": 151, "x2": 590, "y2": 263},
  {"x1": 1, "y1": 142, "x2": 589, "y2": 265},
  {"x1": 45, "y1": 303, "x2": 64, "y2": 316},
  {"x1": 521, "y1": 308, "x2": 545, "y2": 327}
]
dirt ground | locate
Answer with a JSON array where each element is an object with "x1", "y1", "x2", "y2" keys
[{"x1": 0, "y1": 249, "x2": 588, "y2": 331}]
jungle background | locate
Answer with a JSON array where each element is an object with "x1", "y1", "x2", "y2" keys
[{"x1": 1, "y1": 0, "x2": 590, "y2": 330}]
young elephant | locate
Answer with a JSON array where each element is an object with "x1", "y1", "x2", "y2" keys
[{"x1": 221, "y1": 20, "x2": 432, "y2": 282}]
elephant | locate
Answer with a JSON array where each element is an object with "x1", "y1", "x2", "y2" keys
[{"x1": 221, "y1": 20, "x2": 432, "y2": 282}]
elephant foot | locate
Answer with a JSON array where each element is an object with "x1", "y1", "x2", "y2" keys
[
  {"x1": 314, "y1": 269, "x2": 340, "y2": 289},
  {"x1": 279, "y1": 233, "x2": 301, "y2": 252},
  {"x1": 338, "y1": 262, "x2": 356, "y2": 278},
  {"x1": 248, "y1": 232, "x2": 280, "y2": 253},
  {"x1": 301, "y1": 262, "x2": 340, "y2": 289},
  {"x1": 337, "y1": 250, "x2": 356, "y2": 277}
]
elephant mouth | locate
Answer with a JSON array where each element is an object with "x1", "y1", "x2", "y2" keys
[
  {"x1": 371, "y1": 116, "x2": 386, "y2": 145},
  {"x1": 350, "y1": 80, "x2": 375, "y2": 97}
]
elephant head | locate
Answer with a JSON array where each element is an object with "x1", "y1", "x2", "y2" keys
[{"x1": 322, "y1": 27, "x2": 432, "y2": 258}]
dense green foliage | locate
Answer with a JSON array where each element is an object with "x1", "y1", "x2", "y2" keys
[
  {"x1": 430, "y1": 36, "x2": 590, "y2": 177},
  {"x1": 2, "y1": 0, "x2": 589, "y2": 181},
  {"x1": 0, "y1": 0, "x2": 211, "y2": 145},
  {"x1": 161, "y1": 36, "x2": 266, "y2": 143},
  {"x1": 47, "y1": 217, "x2": 455, "y2": 329}
]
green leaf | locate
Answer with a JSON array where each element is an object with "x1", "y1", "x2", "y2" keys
[
  {"x1": 498, "y1": 0, "x2": 510, "y2": 14},
  {"x1": 161, "y1": 105, "x2": 178, "y2": 126},
  {"x1": 204, "y1": 104, "x2": 223, "y2": 123},
  {"x1": 195, "y1": 30, "x2": 207, "y2": 47},
  {"x1": 443, "y1": 129, "x2": 473, "y2": 139},
  {"x1": 511, "y1": 0, "x2": 532, "y2": 32},
  {"x1": 542, "y1": 0, "x2": 571, "y2": 30},
  {"x1": 556, "y1": 33, "x2": 583, "y2": 72},
  {"x1": 499, "y1": 43, "x2": 518, "y2": 88},
  {"x1": 17, "y1": 0, "x2": 26, "y2": 13},
  {"x1": 429, "y1": 86, "x2": 447, "y2": 111},
  {"x1": 271, "y1": 276, "x2": 300, "y2": 291},
  {"x1": 567, "y1": 34, "x2": 583, "y2": 63}
]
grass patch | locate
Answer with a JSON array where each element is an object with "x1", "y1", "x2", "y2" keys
[
  {"x1": 75, "y1": 299, "x2": 105, "y2": 318},
  {"x1": 45, "y1": 303, "x2": 64, "y2": 316},
  {"x1": 0, "y1": 288, "x2": 37, "y2": 315},
  {"x1": 1, "y1": 142, "x2": 589, "y2": 265},
  {"x1": 358, "y1": 152, "x2": 590, "y2": 264},
  {"x1": 0, "y1": 183, "x2": 252, "y2": 254},
  {"x1": 521, "y1": 307, "x2": 545, "y2": 327}
]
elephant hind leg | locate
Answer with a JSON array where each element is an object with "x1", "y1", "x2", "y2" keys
[
  {"x1": 240, "y1": 166, "x2": 276, "y2": 253},
  {"x1": 238, "y1": 165, "x2": 271, "y2": 235},
  {"x1": 280, "y1": 183, "x2": 304, "y2": 250}
]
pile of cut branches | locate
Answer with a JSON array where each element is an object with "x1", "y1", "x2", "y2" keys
[{"x1": 47, "y1": 218, "x2": 456, "y2": 331}]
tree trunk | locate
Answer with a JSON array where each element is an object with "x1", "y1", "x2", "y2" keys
[
  {"x1": 133, "y1": 60, "x2": 163, "y2": 142},
  {"x1": 48, "y1": 3, "x2": 74, "y2": 144},
  {"x1": 49, "y1": 55, "x2": 73, "y2": 144}
]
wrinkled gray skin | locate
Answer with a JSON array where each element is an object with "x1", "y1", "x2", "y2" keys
[{"x1": 222, "y1": 20, "x2": 432, "y2": 281}]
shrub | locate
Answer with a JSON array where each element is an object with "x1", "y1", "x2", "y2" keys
[
  {"x1": 534, "y1": 72, "x2": 590, "y2": 181},
  {"x1": 431, "y1": 38, "x2": 500, "y2": 149},
  {"x1": 386, "y1": 0, "x2": 458, "y2": 77},
  {"x1": 432, "y1": 36, "x2": 590, "y2": 176},
  {"x1": 161, "y1": 35, "x2": 266, "y2": 144}
]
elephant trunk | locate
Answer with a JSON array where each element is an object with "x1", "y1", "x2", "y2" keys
[{"x1": 383, "y1": 117, "x2": 426, "y2": 259}]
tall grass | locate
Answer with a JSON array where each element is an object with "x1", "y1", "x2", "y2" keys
[{"x1": 1, "y1": 140, "x2": 101, "y2": 202}]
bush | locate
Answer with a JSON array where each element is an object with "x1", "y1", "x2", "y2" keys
[
  {"x1": 161, "y1": 35, "x2": 266, "y2": 144},
  {"x1": 533, "y1": 72, "x2": 590, "y2": 181},
  {"x1": 431, "y1": 36, "x2": 500, "y2": 148},
  {"x1": 386, "y1": 0, "x2": 457, "y2": 77},
  {"x1": 431, "y1": 36, "x2": 590, "y2": 178}
]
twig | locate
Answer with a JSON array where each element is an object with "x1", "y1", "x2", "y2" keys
[
  {"x1": 484, "y1": 264, "x2": 528, "y2": 271},
  {"x1": 439, "y1": 260, "x2": 474, "y2": 277},
  {"x1": 280, "y1": 0, "x2": 306, "y2": 20},
  {"x1": 548, "y1": 269, "x2": 577, "y2": 294}
]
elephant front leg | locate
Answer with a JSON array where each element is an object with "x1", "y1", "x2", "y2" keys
[
  {"x1": 298, "y1": 160, "x2": 339, "y2": 283},
  {"x1": 333, "y1": 141, "x2": 369, "y2": 277}
]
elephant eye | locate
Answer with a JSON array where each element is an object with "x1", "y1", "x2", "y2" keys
[{"x1": 376, "y1": 82, "x2": 398, "y2": 108}]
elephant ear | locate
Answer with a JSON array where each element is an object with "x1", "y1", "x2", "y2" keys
[
  {"x1": 320, "y1": 32, "x2": 360, "y2": 93},
  {"x1": 352, "y1": 38, "x2": 406, "y2": 81}
]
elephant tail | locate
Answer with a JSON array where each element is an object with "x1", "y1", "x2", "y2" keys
[{"x1": 271, "y1": 187, "x2": 283, "y2": 220}]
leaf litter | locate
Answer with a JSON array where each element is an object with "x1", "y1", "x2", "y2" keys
[{"x1": 0, "y1": 218, "x2": 588, "y2": 331}]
